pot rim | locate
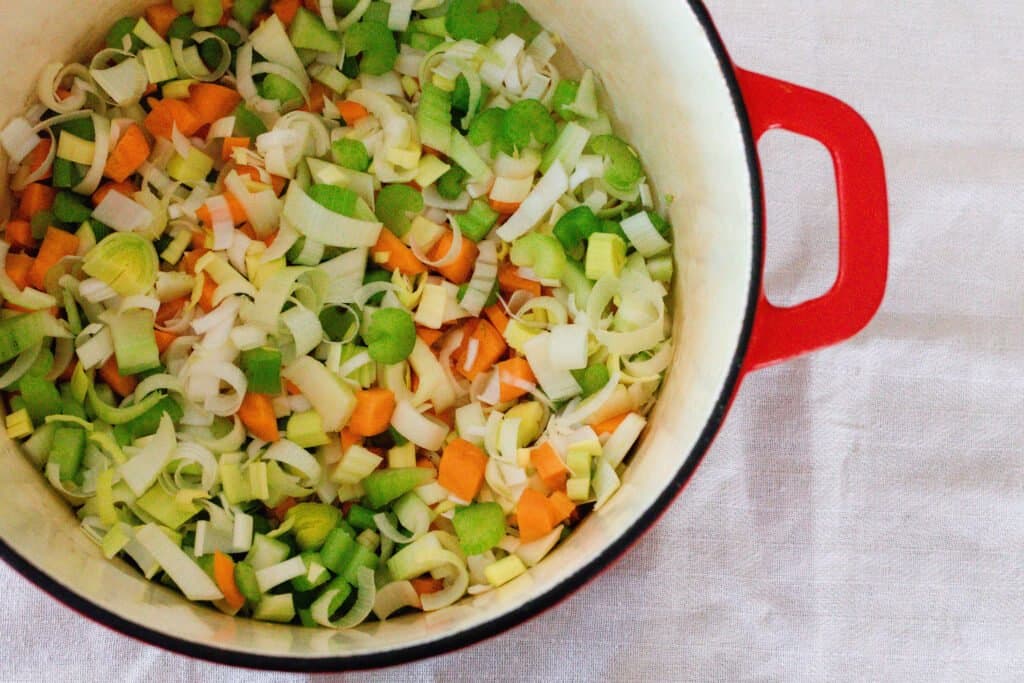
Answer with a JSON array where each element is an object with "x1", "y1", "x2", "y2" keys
[{"x1": 0, "y1": 0, "x2": 765, "y2": 672}]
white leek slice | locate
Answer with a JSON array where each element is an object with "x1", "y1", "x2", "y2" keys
[
  {"x1": 92, "y1": 190, "x2": 155, "y2": 233},
  {"x1": 621, "y1": 211, "x2": 672, "y2": 257},
  {"x1": 0, "y1": 118, "x2": 40, "y2": 163},
  {"x1": 282, "y1": 356, "x2": 357, "y2": 431},
  {"x1": 135, "y1": 524, "x2": 223, "y2": 601},
  {"x1": 255, "y1": 555, "x2": 307, "y2": 593},
  {"x1": 523, "y1": 333, "x2": 580, "y2": 401},
  {"x1": 282, "y1": 183, "x2": 383, "y2": 248},
  {"x1": 120, "y1": 413, "x2": 176, "y2": 496},
  {"x1": 515, "y1": 524, "x2": 563, "y2": 567},
  {"x1": 601, "y1": 413, "x2": 647, "y2": 467},
  {"x1": 547, "y1": 324, "x2": 589, "y2": 371},
  {"x1": 373, "y1": 580, "x2": 419, "y2": 620},
  {"x1": 391, "y1": 400, "x2": 448, "y2": 451},
  {"x1": 312, "y1": 565, "x2": 375, "y2": 629},
  {"x1": 592, "y1": 459, "x2": 621, "y2": 510},
  {"x1": 496, "y1": 161, "x2": 569, "y2": 242},
  {"x1": 249, "y1": 15, "x2": 309, "y2": 88},
  {"x1": 263, "y1": 439, "x2": 322, "y2": 485}
]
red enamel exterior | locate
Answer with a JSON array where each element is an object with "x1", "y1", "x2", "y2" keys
[{"x1": 735, "y1": 68, "x2": 889, "y2": 375}]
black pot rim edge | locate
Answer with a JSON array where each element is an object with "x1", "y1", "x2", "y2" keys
[{"x1": 0, "y1": 0, "x2": 764, "y2": 673}]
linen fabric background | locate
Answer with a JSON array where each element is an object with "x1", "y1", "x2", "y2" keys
[{"x1": 2, "y1": 1, "x2": 1022, "y2": 680}]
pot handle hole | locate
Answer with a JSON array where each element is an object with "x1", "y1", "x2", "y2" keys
[{"x1": 734, "y1": 68, "x2": 889, "y2": 373}]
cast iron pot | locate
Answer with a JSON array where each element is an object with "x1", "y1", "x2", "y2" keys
[{"x1": 0, "y1": 0, "x2": 888, "y2": 671}]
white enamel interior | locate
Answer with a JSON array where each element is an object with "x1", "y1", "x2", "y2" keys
[{"x1": 0, "y1": 0, "x2": 755, "y2": 663}]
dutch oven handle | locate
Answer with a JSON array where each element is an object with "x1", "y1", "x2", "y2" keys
[{"x1": 734, "y1": 68, "x2": 889, "y2": 373}]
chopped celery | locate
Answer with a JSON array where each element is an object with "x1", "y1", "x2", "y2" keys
[
  {"x1": 585, "y1": 232, "x2": 626, "y2": 281},
  {"x1": 541, "y1": 121, "x2": 591, "y2": 174},
  {"x1": 52, "y1": 191, "x2": 92, "y2": 224},
  {"x1": 453, "y1": 199, "x2": 498, "y2": 242},
  {"x1": 375, "y1": 184, "x2": 424, "y2": 237},
  {"x1": 346, "y1": 504, "x2": 377, "y2": 531},
  {"x1": 572, "y1": 364, "x2": 610, "y2": 398},
  {"x1": 252, "y1": 593, "x2": 296, "y2": 623},
  {"x1": 167, "y1": 16, "x2": 198, "y2": 41},
  {"x1": 57, "y1": 132, "x2": 96, "y2": 166},
  {"x1": 467, "y1": 107, "x2": 505, "y2": 147},
  {"x1": 446, "y1": 0, "x2": 499, "y2": 42},
  {"x1": 453, "y1": 502, "x2": 505, "y2": 555},
  {"x1": 193, "y1": 0, "x2": 224, "y2": 27},
  {"x1": 346, "y1": 21, "x2": 398, "y2": 76},
  {"x1": 19, "y1": 376, "x2": 62, "y2": 425},
  {"x1": 233, "y1": 103, "x2": 268, "y2": 138},
  {"x1": 258, "y1": 74, "x2": 305, "y2": 110},
  {"x1": 320, "y1": 527, "x2": 356, "y2": 573},
  {"x1": 49, "y1": 426, "x2": 86, "y2": 481},
  {"x1": 361, "y1": 468, "x2": 433, "y2": 509},
  {"x1": 167, "y1": 147, "x2": 215, "y2": 186},
  {"x1": 331, "y1": 139, "x2": 371, "y2": 172},
  {"x1": 553, "y1": 205, "x2": 602, "y2": 259},
  {"x1": 363, "y1": 308, "x2": 416, "y2": 364},
  {"x1": 232, "y1": 0, "x2": 268, "y2": 28},
  {"x1": 52, "y1": 159, "x2": 85, "y2": 189},
  {"x1": 436, "y1": 166, "x2": 468, "y2": 200},
  {"x1": 496, "y1": 3, "x2": 541, "y2": 42},
  {"x1": 241, "y1": 347, "x2": 283, "y2": 395},
  {"x1": 289, "y1": 8, "x2": 343, "y2": 53},
  {"x1": 107, "y1": 17, "x2": 144, "y2": 51},
  {"x1": 245, "y1": 533, "x2": 291, "y2": 570},
  {"x1": 137, "y1": 484, "x2": 201, "y2": 529},
  {"x1": 286, "y1": 411, "x2": 330, "y2": 448},
  {"x1": 291, "y1": 551, "x2": 332, "y2": 592},
  {"x1": 588, "y1": 135, "x2": 644, "y2": 194},
  {"x1": 339, "y1": 542, "x2": 378, "y2": 586},
  {"x1": 551, "y1": 80, "x2": 580, "y2": 121},
  {"x1": 510, "y1": 233, "x2": 567, "y2": 280},
  {"x1": 234, "y1": 560, "x2": 262, "y2": 604},
  {"x1": 0, "y1": 312, "x2": 55, "y2": 365},
  {"x1": 108, "y1": 309, "x2": 161, "y2": 375},
  {"x1": 113, "y1": 396, "x2": 183, "y2": 445},
  {"x1": 484, "y1": 554, "x2": 527, "y2": 587},
  {"x1": 307, "y1": 183, "x2": 358, "y2": 216},
  {"x1": 418, "y1": 84, "x2": 453, "y2": 154},
  {"x1": 140, "y1": 46, "x2": 178, "y2": 84},
  {"x1": 499, "y1": 99, "x2": 556, "y2": 155}
]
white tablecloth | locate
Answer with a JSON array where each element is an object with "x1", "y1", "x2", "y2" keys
[{"x1": 4, "y1": 2, "x2": 1023, "y2": 680}]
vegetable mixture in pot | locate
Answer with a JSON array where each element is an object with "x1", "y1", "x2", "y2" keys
[{"x1": 0, "y1": 0, "x2": 674, "y2": 627}]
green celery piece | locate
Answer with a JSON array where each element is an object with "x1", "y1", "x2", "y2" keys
[
  {"x1": 363, "y1": 308, "x2": 416, "y2": 364},
  {"x1": 496, "y1": 3, "x2": 541, "y2": 42},
  {"x1": 646, "y1": 210, "x2": 672, "y2": 236},
  {"x1": 193, "y1": 0, "x2": 225, "y2": 27},
  {"x1": 510, "y1": 232, "x2": 567, "y2": 280},
  {"x1": 375, "y1": 184, "x2": 424, "y2": 237},
  {"x1": 106, "y1": 17, "x2": 144, "y2": 51},
  {"x1": 340, "y1": 543, "x2": 378, "y2": 586},
  {"x1": 435, "y1": 166, "x2": 468, "y2": 200},
  {"x1": 407, "y1": 31, "x2": 444, "y2": 52},
  {"x1": 346, "y1": 504, "x2": 377, "y2": 531},
  {"x1": 49, "y1": 426, "x2": 86, "y2": 481},
  {"x1": 289, "y1": 8, "x2": 343, "y2": 52},
  {"x1": 467, "y1": 107, "x2": 505, "y2": 147},
  {"x1": 0, "y1": 312, "x2": 51, "y2": 365},
  {"x1": 600, "y1": 219, "x2": 630, "y2": 243},
  {"x1": 445, "y1": 0, "x2": 499, "y2": 42},
  {"x1": 25, "y1": 347, "x2": 53, "y2": 378},
  {"x1": 234, "y1": 560, "x2": 262, "y2": 604},
  {"x1": 233, "y1": 103, "x2": 269, "y2": 138},
  {"x1": 58, "y1": 117, "x2": 96, "y2": 142},
  {"x1": 316, "y1": 574, "x2": 353, "y2": 614},
  {"x1": 418, "y1": 83, "x2": 453, "y2": 153},
  {"x1": 232, "y1": 0, "x2": 269, "y2": 28},
  {"x1": 452, "y1": 502, "x2": 505, "y2": 555},
  {"x1": 307, "y1": 183, "x2": 358, "y2": 216},
  {"x1": 167, "y1": 15, "x2": 198, "y2": 41},
  {"x1": 551, "y1": 80, "x2": 580, "y2": 121},
  {"x1": 553, "y1": 205, "x2": 602, "y2": 258},
  {"x1": 113, "y1": 396, "x2": 183, "y2": 445},
  {"x1": 561, "y1": 259, "x2": 594, "y2": 308},
  {"x1": 320, "y1": 527, "x2": 356, "y2": 573},
  {"x1": 19, "y1": 375, "x2": 62, "y2": 425},
  {"x1": 286, "y1": 503, "x2": 343, "y2": 551},
  {"x1": 84, "y1": 219, "x2": 113, "y2": 242},
  {"x1": 360, "y1": 467, "x2": 433, "y2": 509},
  {"x1": 331, "y1": 138, "x2": 370, "y2": 172},
  {"x1": 453, "y1": 199, "x2": 499, "y2": 242},
  {"x1": 87, "y1": 385, "x2": 165, "y2": 426},
  {"x1": 499, "y1": 99, "x2": 556, "y2": 155},
  {"x1": 52, "y1": 191, "x2": 92, "y2": 224},
  {"x1": 137, "y1": 484, "x2": 201, "y2": 529},
  {"x1": 259, "y1": 73, "x2": 305, "y2": 110},
  {"x1": 362, "y1": 1, "x2": 391, "y2": 24},
  {"x1": 588, "y1": 135, "x2": 644, "y2": 193},
  {"x1": 571, "y1": 364, "x2": 610, "y2": 398},
  {"x1": 346, "y1": 21, "x2": 398, "y2": 76},
  {"x1": 241, "y1": 347, "x2": 283, "y2": 395},
  {"x1": 52, "y1": 159, "x2": 84, "y2": 189},
  {"x1": 452, "y1": 75, "x2": 489, "y2": 116},
  {"x1": 108, "y1": 309, "x2": 161, "y2": 375}
]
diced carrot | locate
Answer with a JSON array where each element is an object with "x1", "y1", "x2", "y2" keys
[
  {"x1": 337, "y1": 100, "x2": 370, "y2": 126},
  {"x1": 212, "y1": 551, "x2": 246, "y2": 610},
  {"x1": 347, "y1": 388, "x2": 396, "y2": 437},
  {"x1": 156, "y1": 297, "x2": 187, "y2": 325},
  {"x1": 24, "y1": 138, "x2": 53, "y2": 180},
  {"x1": 153, "y1": 329, "x2": 178, "y2": 353},
  {"x1": 410, "y1": 577, "x2": 445, "y2": 596},
  {"x1": 285, "y1": 379, "x2": 302, "y2": 395},
  {"x1": 438, "y1": 438, "x2": 488, "y2": 501},
  {"x1": 483, "y1": 304, "x2": 508, "y2": 335},
  {"x1": 547, "y1": 491, "x2": 576, "y2": 523},
  {"x1": 5, "y1": 220, "x2": 36, "y2": 251},
  {"x1": 340, "y1": 427, "x2": 361, "y2": 451},
  {"x1": 92, "y1": 181, "x2": 137, "y2": 207},
  {"x1": 498, "y1": 263, "x2": 542, "y2": 297},
  {"x1": 196, "y1": 193, "x2": 247, "y2": 226},
  {"x1": 416, "y1": 326, "x2": 444, "y2": 348},
  {"x1": 221, "y1": 136, "x2": 250, "y2": 162},
  {"x1": 531, "y1": 442, "x2": 568, "y2": 491},
  {"x1": 15, "y1": 183, "x2": 55, "y2": 220},
  {"x1": 145, "y1": 3, "x2": 181, "y2": 38},
  {"x1": 455, "y1": 318, "x2": 507, "y2": 380},
  {"x1": 29, "y1": 227, "x2": 79, "y2": 290},
  {"x1": 270, "y1": 496, "x2": 296, "y2": 523},
  {"x1": 300, "y1": 81, "x2": 330, "y2": 114},
  {"x1": 5, "y1": 252, "x2": 34, "y2": 290},
  {"x1": 188, "y1": 83, "x2": 243, "y2": 127},
  {"x1": 180, "y1": 248, "x2": 208, "y2": 274},
  {"x1": 271, "y1": 0, "x2": 301, "y2": 25},
  {"x1": 428, "y1": 229, "x2": 478, "y2": 285},
  {"x1": 592, "y1": 412, "x2": 631, "y2": 437},
  {"x1": 372, "y1": 228, "x2": 426, "y2": 275},
  {"x1": 517, "y1": 488, "x2": 556, "y2": 543},
  {"x1": 104, "y1": 124, "x2": 151, "y2": 183},
  {"x1": 190, "y1": 228, "x2": 211, "y2": 249},
  {"x1": 198, "y1": 274, "x2": 218, "y2": 312},
  {"x1": 497, "y1": 357, "x2": 537, "y2": 402},
  {"x1": 489, "y1": 198, "x2": 521, "y2": 215},
  {"x1": 238, "y1": 392, "x2": 281, "y2": 442},
  {"x1": 236, "y1": 165, "x2": 288, "y2": 196},
  {"x1": 99, "y1": 356, "x2": 138, "y2": 397},
  {"x1": 416, "y1": 455, "x2": 436, "y2": 472},
  {"x1": 144, "y1": 98, "x2": 203, "y2": 139}
]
